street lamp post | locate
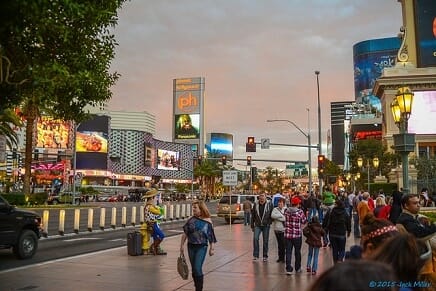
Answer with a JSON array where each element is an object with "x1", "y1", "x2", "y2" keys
[
  {"x1": 357, "y1": 156, "x2": 379, "y2": 194},
  {"x1": 391, "y1": 87, "x2": 415, "y2": 194},
  {"x1": 315, "y1": 70, "x2": 322, "y2": 197},
  {"x1": 267, "y1": 117, "x2": 313, "y2": 195}
]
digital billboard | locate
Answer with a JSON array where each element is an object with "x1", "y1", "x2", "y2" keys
[
  {"x1": 353, "y1": 38, "x2": 400, "y2": 111},
  {"x1": 36, "y1": 116, "x2": 71, "y2": 149},
  {"x1": 174, "y1": 114, "x2": 200, "y2": 139},
  {"x1": 157, "y1": 149, "x2": 180, "y2": 170},
  {"x1": 408, "y1": 91, "x2": 436, "y2": 134},
  {"x1": 414, "y1": 0, "x2": 436, "y2": 67},
  {"x1": 76, "y1": 131, "x2": 108, "y2": 153},
  {"x1": 206, "y1": 133, "x2": 233, "y2": 158}
]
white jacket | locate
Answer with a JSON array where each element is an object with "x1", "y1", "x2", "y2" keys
[{"x1": 271, "y1": 206, "x2": 286, "y2": 232}]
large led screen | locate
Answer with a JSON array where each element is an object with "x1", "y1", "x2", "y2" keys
[
  {"x1": 414, "y1": 0, "x2": 436, "y2": 67},
  {"x1": 174, "y1": 114, "x2": 200, "y2": 139},
  {"x1": 408, "y1": 91, "x2": 436, "y2": 134},
  {"x1": 76, "y1": 131, "x2": 108, "y2": 153},
  {"x1": 157, "y1": 149, "x2": 180, "y2": 170},
  {"x1": 36, "y1": 117, "x2": 71, "y2": 149},
  {"x1": 206, "y1": 133, "x2": 233, "y2": 158}
]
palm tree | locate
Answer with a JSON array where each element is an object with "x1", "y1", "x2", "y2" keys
[{"x1": 0, "y1": 108, "x2": 22, "y2": 149}]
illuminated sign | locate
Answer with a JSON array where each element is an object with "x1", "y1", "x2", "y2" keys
[
  {"x1": 353, "y1": 131, "x2": 382, "y2": 141},
  {"x1": 76, "y1": 131, "x2": 108, "y2": 153},
  {"x1": 174, "y1": 114, "x2": 200, "y2": 139},
  {"x1": 36, "y1": 116, "x2": 71, "y2": 149},
  {"x1": 176, "y1": 92, "x2": 199, "y2": 113}
]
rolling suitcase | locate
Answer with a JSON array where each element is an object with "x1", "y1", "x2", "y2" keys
[{"x1": 127, "y1": 231, "x2": 143, "y2": 256}]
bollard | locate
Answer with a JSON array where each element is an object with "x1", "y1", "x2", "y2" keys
[
  {"x1": 74, "y1": 209, "x2": 80, "y2": 234},
  {"x1": 87, "y1": 208, "x2": 93, "y2": 232},
  {"x1": 168, "y1": 204, "x2": 174, "y2": 220},
  {"x1": 59, "y1": 209, "x2": 65, "y2": 236},
  {"x1": 131, "y1": 206, "x2": 136, "y2": 226},
  {"x1": 140, "y1": 205, "x2": 144, "y2": 224},
  {"x1": 99, "y1": 208, "x2": 106, "y2": 230},
  {"x1": 175, "y1": 204, "x2": 181, "y2": 220},
  {"x1": 181, "y1": 204, "x2": 186, "y2": 218},
  {"x1": 42, "y1": 210, "x2": 49, "y2": 237},
  {"x1": 186, "y1": 203, "x2": 191, "y2": 217},
  {"x1": 121, "y1": 207, "x2": 126, "y2": 227},
  {"x1": 111, "y1": 207, "x2": 117, "y2": 229}
]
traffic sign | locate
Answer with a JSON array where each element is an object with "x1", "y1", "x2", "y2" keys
[
  {"x1": 222, "y1": 170, "x2": 238, "y2": 186},
  {"x1": 261, "y1": 138, "x2": 270, "y2": 149}
]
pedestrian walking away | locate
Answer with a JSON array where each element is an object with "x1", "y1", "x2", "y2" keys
[
  {"x1": 251, "y1": 193, "x2": 273, "y2": 262},
  {"x1": 180, "y1": 200, "x2": 217, "y2": 291},
  {"x1": 303, "y1": 216, "x2": 325, "y2": 275},
  {"x1": 284, "y1": 196, "x2": 307, "y2": 275},
  {"x1": 271, "y1": 197, "x2": 286, "y2": 263}
]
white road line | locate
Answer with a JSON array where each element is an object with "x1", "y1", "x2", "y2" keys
[{"x1": 63, "y1": 238, "x2": 102, "y2": 242}]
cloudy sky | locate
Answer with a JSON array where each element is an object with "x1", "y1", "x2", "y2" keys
[{"x1": 108, "y1": 0, "x2": 403, "y2": 169}]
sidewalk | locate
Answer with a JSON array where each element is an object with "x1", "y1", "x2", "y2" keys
[{"x1": 0, "y1": 223, "x2": 361, "y2": 291}]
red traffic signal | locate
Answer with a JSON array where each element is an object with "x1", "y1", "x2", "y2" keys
[
  {"x1": 247, "y1": 155, "x2": 252, "y2": 166},
  {"x1": 318, "y1": 155, "x2": 325, "y2": 177},
  {"x1": 246, "y1": 137, "x2": 256, "y2": 152},
  {"x1": 221, "y1": 155, "x2": 227, "y2": 166}
]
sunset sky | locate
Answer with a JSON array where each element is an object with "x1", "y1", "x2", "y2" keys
[{"x1": 108, "y1": 0, "x2": 403, "y2": 169}]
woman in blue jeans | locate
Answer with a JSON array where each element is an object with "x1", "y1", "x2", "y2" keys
[
  {"x1": 322, "y1": 199, "x2": 351, "y2": 264},
  {"x1": 180, "y1": 200, "x2": 217, "y2": 291}
]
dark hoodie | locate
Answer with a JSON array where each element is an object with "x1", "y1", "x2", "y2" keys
[{"x1": 323, "y1": 205, "x2": 351, "y2": 236}]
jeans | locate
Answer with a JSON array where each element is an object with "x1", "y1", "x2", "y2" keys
[
  {"x1": 329, "y1": 234, "x2": 346, "y2": 264},
  {"x1": 352, "y1": 213, "x2": 360, "y2": 237},
  {"x1": 274, "y1": 231, "x2": 285, "y2": 261},
  {"x1": 285, "y1": 236, "x2": 302, "y2": 272},
  {"x1": 253, "y1": 225, "x2": 270, "y2": 258},
  {"x1": 318, "y1": 208, "x2": 323, "y2": 223},
  {"x1": 307, "y1": 246, "x2": 320, "y2": 272},
  {"x1": 244, "y1": 211, "x2": 251, "y2": 226},
  {"x1": 187, "y1": 243, "x2": 208, "y2": 277},
  {"x1": 308, "y1": 208, "x2": 317, "y2": 221}
]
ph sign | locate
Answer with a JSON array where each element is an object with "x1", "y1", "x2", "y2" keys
[{"x1": 223, "y1": 170, "x2": 238, "y2": 186}]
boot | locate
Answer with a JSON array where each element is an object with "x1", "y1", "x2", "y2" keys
[
  {"x1": 153, "y1": 239, "x2": 167, "y2": 255},
  {"x1": 193, "y1": 275, "x2": 203, "y2": 291}
]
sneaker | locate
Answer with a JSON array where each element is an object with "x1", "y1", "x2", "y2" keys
[
  {"x1": 263, "y1": 257, "x2": 268, "y2": 262},
  {"x1": 286, "y1": 270, "x2": 292, "y2": 275},
  {"x1": 253, "y1": 257, "x2": 259, "y2": 261},
  {"x1": 296, "y1": 269, "x2": 302, "y2": 273},
  {"x1": 306, "y1": 267, "x2": 311, "y2": 272},
  {"x1": 312, "y1": 271, "x2": 317, "y2": 275}
]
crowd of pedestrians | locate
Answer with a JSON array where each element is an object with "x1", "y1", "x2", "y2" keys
[{"x1": 241, "y1": 187, "x2": 436, "y2": 290}]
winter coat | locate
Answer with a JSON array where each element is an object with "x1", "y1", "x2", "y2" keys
[
  {"x1": 303, "y1": 222, "x2": 325, "y2": 248},
  {"x1": 251, "y1": 200, "x2": 273, "y2": 228},
  {"x1": 271, "y1": 206, "x2": 286, "y2": 232},
  {"x1": 323, "y1": 206, "x2": 351, "y2": 236}
]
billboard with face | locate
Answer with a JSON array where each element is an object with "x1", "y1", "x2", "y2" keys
[
  {"x1": 173, "y1": 77, "x2": 204, "y2": 143},
  {"x1": 414, "y1": 0, "x2": 436, "y2": 67}
]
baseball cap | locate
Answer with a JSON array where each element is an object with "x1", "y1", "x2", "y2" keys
[{"x1": 291, "y1": 196, "x2": 301, "y2": 205}]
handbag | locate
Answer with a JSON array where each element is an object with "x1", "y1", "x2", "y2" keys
[{"x1": 177, "y1": 252, "x2": 189, "y2": 280}]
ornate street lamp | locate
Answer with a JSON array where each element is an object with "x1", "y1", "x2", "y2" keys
[{"x1": 390, "y1": 86, "x2": 415, "y2": 194}]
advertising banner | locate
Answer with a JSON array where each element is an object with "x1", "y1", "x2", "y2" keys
[{"x1": 36, "y1": 116, "x2": 71, "y2": 149}]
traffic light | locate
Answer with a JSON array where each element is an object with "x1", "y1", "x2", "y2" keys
[
  {"x1": 33, "y1": 150, "x2": 39, "y2": 161},
  {"x1": 221, "y1": 155, "x2": 227, "y2": 166},
  {"x1": 247, "y1": 155, "x2": 252, "y2": 166},
  {"x1": 197, "y1": 155, "x2": 203, "y2": 165},
  {"x1": 318, "y1": 155, "x2": 325, "y2": 177},
  {"x1": 246, "y1": 136, "x2": 256, "y2": 152}
]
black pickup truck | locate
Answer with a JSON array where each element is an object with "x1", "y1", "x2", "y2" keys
[{"x1": 0, "y1": 195, "x2": 43, "y2": 259}]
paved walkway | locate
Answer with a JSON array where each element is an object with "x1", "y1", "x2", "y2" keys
[{"x1": 0, "y1": 223, "x2": 360, "y2": 291}]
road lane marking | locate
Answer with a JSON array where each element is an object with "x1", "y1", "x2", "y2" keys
[{"x1": 63, "y1": 238, "x2": 103, "y2": 242}]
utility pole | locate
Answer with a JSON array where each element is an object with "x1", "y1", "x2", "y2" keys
[{"x1": 315, "y1": 70, "x2": 323, "y2": 197}]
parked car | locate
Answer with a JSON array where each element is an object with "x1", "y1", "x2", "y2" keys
[
  {"x1": 0, "y1": 195, "x2": 44, "y2": 259},
  {"x1": 217, "y1": 194, "x2": 258, "y2": 224},
  {"x1": 46, "y1": 192, "x2": 81, "y2": 205}
]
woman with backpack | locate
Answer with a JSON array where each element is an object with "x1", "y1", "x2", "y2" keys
[
  {"x1": 322, "y1": 199, "x2": 351, "y2": 264},
  {"x1": 303, "y1": 216, "x2": 325, "y2": 275}
]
